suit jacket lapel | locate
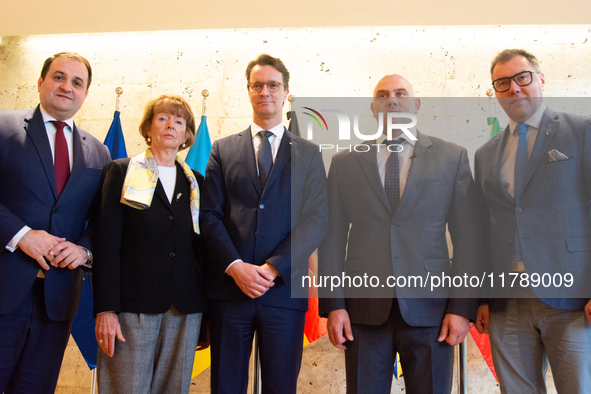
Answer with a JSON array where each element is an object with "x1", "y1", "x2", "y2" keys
[
  {"x1": 356, "y1": 141, "x2": 391, "y2": 213},
  {"x1": 154, "y1": 180, "x2": 171, "y2": 210},
  {"x1": 264, "y1": 128, "x2": 290, "y2": 193},
  {"x1": 522, "y1": 108, "x2": 558, "y2": 190},
  {"x1": 398, "y1": 131, "x2": 433, "y2": 212},
  {"x1": 238, "y1": 127, "x2": 262, "y2": 194},
  {"x1": 24, "y1": 107, "x2": 58, "y2": 198}
]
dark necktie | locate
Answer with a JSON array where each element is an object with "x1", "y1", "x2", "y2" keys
[
  {"x1": 384, "y1": 139, "x2": 401, "y2": 213},
  {"x1": 51, "y1": 121, "x2": 70, "y2": 197},
  {"x1": 512, "y1": 124, "x2": 528, "y2": 261},
  {"x1": 257, "y1": 130, "x2": 274, "y2": 189}
]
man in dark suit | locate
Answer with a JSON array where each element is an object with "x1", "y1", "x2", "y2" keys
[
  {"x1": 474, "y1": 49, "x2": 591, "y2": 393},
  {"x1": 319, "y1": 74, "x2": 481, "y2": 393},
  {"x1": 0, "y1": 52, "x2": 111, "y2": 393},
  {"x1": 200, "y1": 54, "x2": 328, "y2": 394}
]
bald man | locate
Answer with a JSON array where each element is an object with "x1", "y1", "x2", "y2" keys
[{"x1": 319, "y1": 75, "x2": 481, "y2": 393}]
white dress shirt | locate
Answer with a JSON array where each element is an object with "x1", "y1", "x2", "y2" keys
[
  {"x1": 500, "y1": 103, "x2": 546, "y2": 198},
  {"x1": 250, "y1": 122, "x2": 285, "y2": 171}
]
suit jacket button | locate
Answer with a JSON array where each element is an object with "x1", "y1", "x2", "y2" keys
[
  {"x1": 515, "y1": 207, "x2": 522, "y2": 213},
  {"x1": 169, "y1": 252, "x2": 175, "y2": 258},
  {"x1": 53, "y1": 208, "x2": 59, "y2": 213},
  {"x1": 169, "y1": 215, "x2": 174, "y2": 220},
  {"x1": 259, "y1": 204, "x2": 265, "y2": 209}
]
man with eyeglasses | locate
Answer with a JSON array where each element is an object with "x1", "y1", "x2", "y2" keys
[
  {"x1": 200, "y1": 53, "x2": 328, "y2": 393},
  {"x1": 474, "y1": 48, "x2": 591, "y2": 393}
]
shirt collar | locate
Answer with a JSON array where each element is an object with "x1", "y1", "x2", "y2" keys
[
  {"x1": 39, "y1": 105, "x2": 75, "y2": 131},
  {"x1": 509, "y1": 102, "x2": 546, "y2": 135},
  {"x1": 250, "y1": 122, "x2": 285, "y2": 140},
  {"x1": 377, "y1": 128, "x2": 417, "y2": 146}
]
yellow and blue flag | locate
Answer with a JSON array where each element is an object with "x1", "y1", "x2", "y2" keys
[{"x1": 185, "y1": 115, "x2": 212, "y2": 175}]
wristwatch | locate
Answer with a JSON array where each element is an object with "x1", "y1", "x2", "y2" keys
[{"x1": 81, "y1": 247, "x2": 93, "y2": 269}]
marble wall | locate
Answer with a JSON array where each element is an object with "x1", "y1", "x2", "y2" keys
[
  {"x1": 1, "y1": 24, "x2": 591, "y2": 160},
  {"x1": 1, "y1": 24, "x2": 587, "y2": 393}
]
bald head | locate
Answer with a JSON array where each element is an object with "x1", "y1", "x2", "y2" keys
[
  {"x1": 371, "y1": 74, "x2": 420, "y2": 138},
  {"x1": 373, "y1": 74, "x2": 416, "y2": 98}
]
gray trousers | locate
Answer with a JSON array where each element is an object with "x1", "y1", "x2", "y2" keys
[
  {"x1": 97, "y1": 304, "x2": 202, "y2": 394},
  {"x1": 489, "y1": 297, "x2": 591, "y2": 394}
]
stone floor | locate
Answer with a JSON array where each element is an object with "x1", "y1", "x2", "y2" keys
[{"x1": 56, "y1": 333, "x2": 555, "y2": 393}]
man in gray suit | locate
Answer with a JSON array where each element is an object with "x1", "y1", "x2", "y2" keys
[
  {"x1": 319, "y1": 74, "x2": 481, "y2": 393},
  {"x1": 474, "y1": 48, "x2": 591, "y2": 393}
]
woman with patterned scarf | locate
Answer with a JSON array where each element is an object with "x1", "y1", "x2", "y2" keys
[{"x1": 93, "y1": 95, "x2": 207, "y2": 394}]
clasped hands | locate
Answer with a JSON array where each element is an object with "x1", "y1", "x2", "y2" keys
[
  {"x1": 227, "y1": 261, "x2": 278, "y2": 299},
  {"x1": 18, "y1": 229, "x2": 87, "y2": 270}
]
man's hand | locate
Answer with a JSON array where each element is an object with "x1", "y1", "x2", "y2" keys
[
  {"x1": 48, "y1": 242, "x2": 87, "y2": 269},
  {"x1": 17, "y1": 230, "x2": 65, "y2": 270},
  {"x1": 197, "y1": 319, "x2": 210, "y2": 351},
  {"x1": 260, "y1": 262, "x2": 279, "y2": 280},
  {"x1": 227, "y1": 261, "x2": 275, "y2": 298},
  {"x1": 585, "y1": 300, "x2": 591, "y2": 323},
  {"x1": 437, "y1": 313, "x2": 470, "y2": 346},
  {"x1": 475, "y1": 303, "x2": 490, "y2": 334},
  {"x1": 95, "y1": 312, "x2": 126, "y2": 357},
  {"x1": 327, "y1": 309, "x2": 354, "y2": 350}
]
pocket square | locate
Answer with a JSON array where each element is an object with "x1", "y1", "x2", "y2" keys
[{"x1": 548, "y1": 149, "x2": 568, "y2": 162}]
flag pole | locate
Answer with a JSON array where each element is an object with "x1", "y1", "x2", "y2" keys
[
  {"x1": 202, "y1": 89, "x2": 209, "y2": 116},
  {"x1": 288, "y1": 94, "x2": 294, "y2": 112},
  {"x1": 459, "y1": 339, "x2": 467, "y2": 394},
  {"x1": 252, "y1": 333, "x2": 262, "y2": 394},
  {"x1": 115, "y1": 87, "x2": 123, "y2": 112},
  {"x1": 91, "y1": 366, "x2": 97, "y2": 394},
  {"x1": 486, "y1": 88, "x2": 494, "y2": 117}
]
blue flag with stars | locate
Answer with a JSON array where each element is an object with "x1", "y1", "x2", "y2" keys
[{"x1": 70, "y1": 111, "x2": 127, "y2": 369}]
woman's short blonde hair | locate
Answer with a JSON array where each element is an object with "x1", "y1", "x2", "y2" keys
[{"x1": 139, "y1": 95, "x2": 196, "y2": 151}]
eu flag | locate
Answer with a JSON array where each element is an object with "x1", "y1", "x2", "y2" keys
[
  {"x1": 71, "y1": 111, "x2": 127, "y2": 369},
  {"x1": 103, "y1": 111, "x2": 127, "y2": 159}
]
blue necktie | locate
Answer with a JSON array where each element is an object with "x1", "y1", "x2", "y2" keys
[
  {"x1": 257, "y1": 130, "x2": 274, "y2": 189},
  {"x1": 512, "y1": 124, "x2": 528, "y2": 262},
  {"x1": 384, "y1": 139, "x2": 401, "y2": 213}
]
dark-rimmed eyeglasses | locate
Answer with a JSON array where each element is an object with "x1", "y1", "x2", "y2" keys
[
  {"x1": 248, "y1": 81, "x2": 284, "y2": 93},
  {"x1": 492, "y1": 71, "x2": 540, "y2": 92}
]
